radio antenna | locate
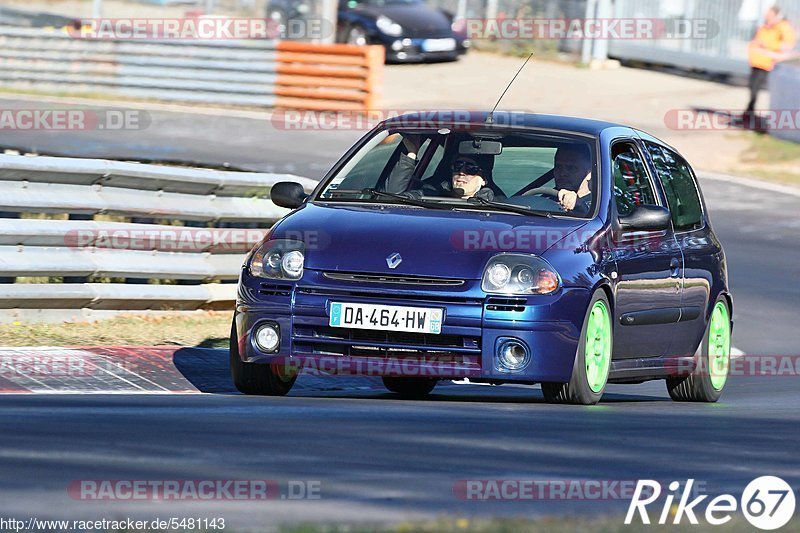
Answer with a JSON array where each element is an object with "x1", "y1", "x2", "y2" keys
[{"x1": 486, "y1": 52, "x2": 533, "y2": 125}]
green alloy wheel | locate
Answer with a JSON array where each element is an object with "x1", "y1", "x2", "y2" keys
[
  {"x1": 708, "y1": 301, "x2": 731, "y2": 390},
  {"x1": 542, "y1": 291, "x2": 613, "y2": 405},
  {"x1": 585, "y1": 299, "x2": 612, "y2": 393},
  {"x1": 667, "y1": 298, "x2": 731, "y2": 402}
]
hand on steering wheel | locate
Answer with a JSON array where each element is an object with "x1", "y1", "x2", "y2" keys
[{"x1": 521, "y1": 187, "x2": 575, "y2": 211}]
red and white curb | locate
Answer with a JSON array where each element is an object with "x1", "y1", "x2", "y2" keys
[
  {"x1": 0, "y1": 346, "x2": 385, "y2": 394},
  {"x1": 0, "y1": 346, "x2": 199, "y2": 394}
]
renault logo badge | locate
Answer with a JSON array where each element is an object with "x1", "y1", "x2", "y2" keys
[{"x1": 386, "y1": 252, "x2": 402, "y2": 269}]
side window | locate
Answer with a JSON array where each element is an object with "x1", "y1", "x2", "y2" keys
[
  {"x1": 611, "y1": 142, "x2": 657, "y2": 216},
  {"x1": 645, "y1": 143, "x2": 703, "y2": 231}
]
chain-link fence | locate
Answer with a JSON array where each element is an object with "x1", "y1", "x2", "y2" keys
[
  {"x1": 3, "y1": 0, "x2": 800, "y2": 72},
  {"x1": 609, "y1": 0, "x2": 800, "y2": 76},
  {"x1": 427, "y1": 0, "x2": 587, "y2": 56}
]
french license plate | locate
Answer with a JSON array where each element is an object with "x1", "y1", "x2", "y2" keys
[
  {"x1": 422, "y1": 38, "x2": 456, "y2": 52},
  {"x1": 329, "y1": 302, "x2": 443, "y2": 334}
]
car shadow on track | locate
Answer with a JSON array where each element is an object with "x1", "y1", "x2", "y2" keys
[{"x1": 172, "y1": 346, "x2": 669, "y2": 403}]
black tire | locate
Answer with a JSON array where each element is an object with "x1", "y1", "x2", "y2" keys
[
  {"x1": 230, "y1": 318, "x2": 296, "y2": 396},
  {"x1": 542, "y1": 291, "x2": 613, "y2": 405},
  {"x1": 667, "y1": 298, "x2": 731, "y2": 402},
  {"x1": 382, "y1": 377, "x2": 437, "y2": 398}
]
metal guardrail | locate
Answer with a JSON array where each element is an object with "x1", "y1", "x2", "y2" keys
[
  {"x1": 0, "y1": 27, "x2": 384, "y2": 110},
  {"x1": 0, "y1": 154, "x2": 316, "y2": 322}
]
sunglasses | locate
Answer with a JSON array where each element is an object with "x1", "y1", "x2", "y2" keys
[{"x1": 452, "y1": 160, "x2": 482, "y2": 175}]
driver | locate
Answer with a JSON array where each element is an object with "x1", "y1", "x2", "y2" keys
[{"x1": 553, "y1": 145, "x2": 593, "y2": 213}]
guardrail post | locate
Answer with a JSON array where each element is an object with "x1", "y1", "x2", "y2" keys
[
  {"x1": 124, "y1": 216, "x2": 156, "y2": 285},
  {"x1": 0, "y1": 212, "x2": 19, "y2": 284},
  {"x1": 63, "y1": 214, "x2": 94, "y2": 284}
]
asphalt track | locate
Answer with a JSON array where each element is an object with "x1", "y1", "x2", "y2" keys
[{"x1": 0, "y1": 106, "x2": 799, "y2": 529}]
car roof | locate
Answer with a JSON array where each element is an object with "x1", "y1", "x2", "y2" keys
[{"x1": 381, "y1": 111, "x2": 629, "y2": 136}]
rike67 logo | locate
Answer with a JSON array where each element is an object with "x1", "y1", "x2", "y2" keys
[{"x1": 626, "y1": 476, "x2": 795, "y2": 530}]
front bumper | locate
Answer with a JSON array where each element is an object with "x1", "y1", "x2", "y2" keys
[
  {"x1": 234, "y1": 269, "x2": 590, "y2": 383},
  {"x1": 376, "y1": 35, "x2": 467, "y2": 63}
]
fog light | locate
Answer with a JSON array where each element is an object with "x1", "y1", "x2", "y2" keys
[
  {"x1": 497, "y1": 339, "x2": 530, "y2": 371},
  {"x1": 391, "y1": 39, "x2": 403, "y2": 51},
  {"x1": 255, "y1": 323, "x2": 280, "y2": 353}
]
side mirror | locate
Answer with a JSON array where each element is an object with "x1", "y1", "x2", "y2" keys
[
  {"x1": 271, "y1": 181, "x2": 309, "y2": 209},
  {"x1": 618, "y1": 204, "x2": 671, "y2": 231}
]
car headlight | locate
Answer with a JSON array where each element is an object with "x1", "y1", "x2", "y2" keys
[
  {"x1": 249, "y1": 240, "x2": 305, "y2": 280},
  {"x1": 481, "y1": 254, "x2": 560, "y2": 295},
  {"x1": 376, "y1": 15, "x2": 403, "y2": 36}
]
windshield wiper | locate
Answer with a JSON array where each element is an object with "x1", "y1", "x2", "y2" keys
[
  {"x1": 358, "y1": 188, "x2": 454, "y2": 210},
  {"x1": 466, "y1": 196, "x2": 553, "y2": 218}
]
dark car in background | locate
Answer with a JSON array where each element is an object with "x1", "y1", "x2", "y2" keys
[{"x1": 266, "y1": 0, "x2": 469, "y2": 62}]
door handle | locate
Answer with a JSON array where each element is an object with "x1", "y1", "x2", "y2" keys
[{"x1": 670, "y1": 258, "x2": 681, "y2": 278}]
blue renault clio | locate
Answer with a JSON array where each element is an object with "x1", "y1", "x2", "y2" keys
[{"x1": 231, "y1": 112, "x2": 732, "y2": 405}]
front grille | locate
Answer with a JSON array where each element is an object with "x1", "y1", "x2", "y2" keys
[
  {"x1": 308, "y1": 325, "x2": 477, "y2": 348},
  {"x1": 293, "y1": 325, "x2": 481, "y2": 357},
  {"x1": 297, "y1": 287, "x2": 482, "y2": 305},
  {"x1": 323, "y1": 271, "x2": 464, "y2": 286},
  {"x1": 485, "y1": 297, "x2": 526, "y2": 312}
]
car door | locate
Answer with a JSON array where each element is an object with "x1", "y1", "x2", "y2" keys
[
  {"x1": 643, "y1": 141, "x2": 714, "y2": 357},
  {"x1": 609, "y1": 139, "x2": 683, "y2": 359}
]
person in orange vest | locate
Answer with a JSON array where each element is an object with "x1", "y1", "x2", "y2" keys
[{"x1": 746, "y1": 5, "x2": 797, "y2": 114}]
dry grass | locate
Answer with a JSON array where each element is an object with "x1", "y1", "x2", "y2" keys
[
  {"x1": 0, "y1": 311, "x2": 231, "y2": 348},
  {"x1": 738, "y1": 132, "x2": 800, "y2": 186}
]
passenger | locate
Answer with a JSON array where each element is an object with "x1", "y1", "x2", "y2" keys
[{"x1": 382, "y1": 136, "x2": 497, "y2": 200}]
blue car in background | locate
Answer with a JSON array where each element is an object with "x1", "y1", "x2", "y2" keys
[{"x1": 231, "y1": 112, "x2": 732, "y2": 405}]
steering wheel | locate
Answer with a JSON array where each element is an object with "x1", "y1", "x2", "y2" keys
[{"x1": 522, "y1": 187, "x2": 560, "y2": 199}]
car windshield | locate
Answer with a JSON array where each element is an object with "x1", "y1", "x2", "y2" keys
[{"x1": 315, "y1": 128, "x2": 598, "y2": 218}]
